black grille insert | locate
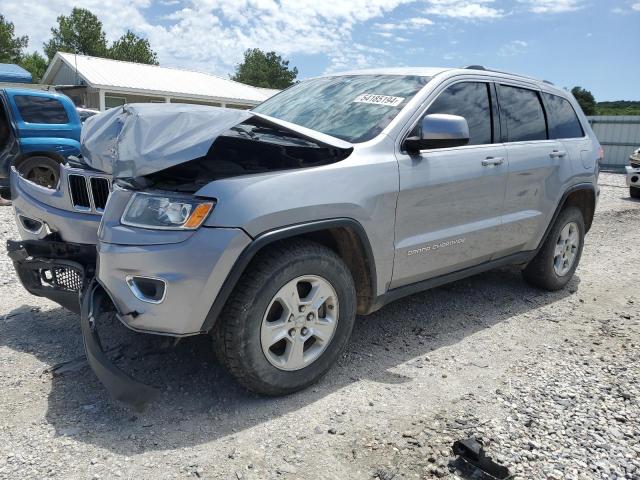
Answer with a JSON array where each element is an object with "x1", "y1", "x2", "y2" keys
[
  {"x1": 68, "y1": 174, "x2": 90, "y2": 209},
  {"x1": 40, "y1": 267, "x2": 83, "y2": 292},
  {"x1": 90, "y1": 177, "x2": 110, "y2": 211}
]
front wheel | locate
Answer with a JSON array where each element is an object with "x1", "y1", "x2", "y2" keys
[
  {"x1": 522, "y1": 206, "x2": 585, "y2": 291},
  {"x1": 213, "y1": 239, "x2": 356, "y2": 396},
  {"x1": 631, "y1": 186, "x2": 640, "y2": 199}
]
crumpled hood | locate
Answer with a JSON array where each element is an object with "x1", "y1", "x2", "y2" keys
[{"x1": 80, "y1": 103, "x2": 352, "y2": 179}]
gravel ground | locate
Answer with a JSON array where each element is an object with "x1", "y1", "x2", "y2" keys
[{"x1": 0, "y1": 172, "x2": 639, "y2": 480}]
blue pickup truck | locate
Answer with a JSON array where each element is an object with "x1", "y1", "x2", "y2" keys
[{"x1": 0, "y1": 88, "x2": 82, "y2": 195}]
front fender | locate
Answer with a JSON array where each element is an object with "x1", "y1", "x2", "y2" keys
[
  {"x1": 18, "y1": 137, "x2": 81, "y2": 160},
  {"x1": 195, "y1": 150, "x2": 399, "y2": 297}
]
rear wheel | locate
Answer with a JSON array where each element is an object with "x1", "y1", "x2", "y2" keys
[
  {"x1": 522, "y1": 206, "x2": 585, "y2": 291},
  {"x1": 17, "y1": 156, "x2": 61, "y2": 189},
  {"x1": 631, "y1": 186, "x2": 640, "y2": 199},
  {"x1": 213, "y1": 239, "x2": 356, "y2": 395}
]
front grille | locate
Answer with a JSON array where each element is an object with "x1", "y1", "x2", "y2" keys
[
  {"x1": 40, "y1": 266, "x2": 83, "y2": 292},
  {"x1": 69, "y1": 174, "x2": 91, "y2": 209},
  {"x1": 90, "y1": 177, "x2": 110, "y2": 211},
  {"x1": 68, "y1": 173, "x2": 111, "y2": 214}
]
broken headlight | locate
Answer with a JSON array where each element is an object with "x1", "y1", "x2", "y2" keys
[{"x1": 121, "y1": 193, "x2": 214, "y2": 230}]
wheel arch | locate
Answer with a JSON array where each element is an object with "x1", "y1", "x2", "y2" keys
[
  {"x1": 538, "y1": 183, "x2": 597, "y2": 251},
  {"x1": 14, "y1": 151, "x2": 66, "y2": 169},
  {"x1": 200, "y1": 218, "x2": 377, "y2": 333},
  {"x1": 562, "y1": 187, "x2": 596, "y2": 233}
]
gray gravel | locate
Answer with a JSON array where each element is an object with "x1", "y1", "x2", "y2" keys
[{"x1": 0, "y1": 172, "x2": 639, "y2": 479}]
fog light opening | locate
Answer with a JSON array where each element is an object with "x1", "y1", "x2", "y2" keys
[
  {"x1": 631, "y1": 175, "x2": 639, "y2": 184},
  {"x1": 126, "y1": 276, "x2": 167, "y2": 304},
  {"x1": 18, "y1": 215, "x2": 44, "y2": 235}
]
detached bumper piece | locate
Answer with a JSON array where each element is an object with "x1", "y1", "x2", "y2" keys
[
  {"x1": 6, "y1": 238, "x2": 97, "y2": 313},
  {"x1": 80, "y1": 280, "x2": 158, "y2": 411}
]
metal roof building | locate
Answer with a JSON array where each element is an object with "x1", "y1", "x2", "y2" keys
[
  {"x1": 588, "y1": 115, "x2": 640, "y2": 171},
  {"x1": 42, "y1": 52, "x2": 278, "y2": 111}
]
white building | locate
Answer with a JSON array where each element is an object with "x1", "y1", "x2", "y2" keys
[{"x1": 42, "y1": 52, "x2": 279, "y2": 111}]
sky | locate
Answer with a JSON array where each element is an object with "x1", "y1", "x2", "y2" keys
[{"x1": 2, "y1": 0, "x2": 637, "y2": 100}]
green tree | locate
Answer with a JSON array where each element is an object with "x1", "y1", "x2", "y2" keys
[
  {"x1": 19, "y1": 52, "x2": 48, "y2": 82},
  {"x1": 0, "y1": 14, "x2": 28, "y2": 63},
  {"x1": 231, "y1": 48, "x2": 298, "y2": 89},
  {"x1": 43, "y1": 8, "x2": 108, "y2": 61},
  {"x1": 109, "y1": 30, "x2": 158, "y2": 65},
  {"x1": 571, "y1": 86, "x2": 597, "y2": 116}
]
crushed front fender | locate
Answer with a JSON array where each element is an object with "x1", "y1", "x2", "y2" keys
[{"x1": 80, "y1": 279, "x2": 158, "y2": 411}]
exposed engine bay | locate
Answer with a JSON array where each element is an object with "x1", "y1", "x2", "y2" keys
[{"x1": 119, "y1": 117, "x2": 353, "y2": 193}]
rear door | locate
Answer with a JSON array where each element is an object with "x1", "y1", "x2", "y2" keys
[
  {"x1": 497, "y1": 83, "x2": 564, "y2": 254},
  {"x1": 542, "y1": 92, "x2": 594, "y2": 172},
  {"x1": 392, "y1": 80, "x2": 508, "y2": 288}
]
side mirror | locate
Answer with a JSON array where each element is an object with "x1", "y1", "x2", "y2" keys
[{"x1": 404, "y1": 114, "x2": 470, "y2": 154}]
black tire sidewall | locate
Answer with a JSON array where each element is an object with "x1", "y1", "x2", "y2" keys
[
  {"x1": 234, "y1": 253, "x2": 356, "y2": 394},
  {"x1": 541, "y1": 207, "x2": 585, "y2": 289}
]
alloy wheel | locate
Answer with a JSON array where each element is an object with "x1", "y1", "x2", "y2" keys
[
  {"x1": 260, "y1": 275, "x2": 339, "y2": 371},
  {"x1": 553, "y1": 221, "x2": 580, "y2": 276}
]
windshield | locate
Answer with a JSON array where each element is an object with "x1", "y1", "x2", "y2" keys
[{"x1": 252, "y1": 74, "x2": 431, "y2": 143}]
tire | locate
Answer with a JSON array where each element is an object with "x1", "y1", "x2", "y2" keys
[
  {"x1": 631, "y1": 187, "x2": 640, "y2": 199},
  {"x1": 212, "y1": 239, "x2": 357, "y2": 396},
  {"x1": 16, "y1": 156, "x2": 61, "y2": 189},
  {"x1": 522, "y1": 206, "x2": 585, "y2": 291}
]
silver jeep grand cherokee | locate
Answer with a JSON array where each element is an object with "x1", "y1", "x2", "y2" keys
[{"x1": 7, "y1": 66, "x2": 601, "y2": 409}]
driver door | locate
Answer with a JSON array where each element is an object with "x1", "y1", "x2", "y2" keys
[{"x1": 391, "y1": 80, "x2": 508, "y2": 288}]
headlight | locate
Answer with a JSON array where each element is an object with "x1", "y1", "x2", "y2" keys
[{"x1": 121, "y1": 193, "x2": 214, "y2": 230}]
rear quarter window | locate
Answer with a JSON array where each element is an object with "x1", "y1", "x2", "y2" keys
[
  {"x1": 542, "y1": 92, "x2": 584, "y2": 139},
  {"x1": 498, "y1": 85, "x2": 547, "y2": 142},
  {"x1": 14, "y1": 95, "x2": 69, "y2": 124}
]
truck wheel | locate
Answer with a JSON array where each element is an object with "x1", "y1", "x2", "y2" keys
[
  {"x1": 213, "y1": 239, "x2": 356, "y2": 396},
  {"x1": 17, "y1": 156, "x2": 61, "y2": 189},
  {"x1": 631, "y1": 187, "x2": 640, "y2": 199},
  {"x1": 522, "y1": 206, "x2": 585, "y2": 291}
]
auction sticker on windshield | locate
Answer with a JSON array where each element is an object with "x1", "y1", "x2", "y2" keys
[{"x1": 353, "y1": 94, "x2": 404, "y2": 107}]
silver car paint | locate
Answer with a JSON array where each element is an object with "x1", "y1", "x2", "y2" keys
[
  {"x1": 11, "y1": 165, "x2": 106, "y2": 244},
  {"x1": 11, "y1": 67, "x2": 600, "y2": 337},
  {"x1": 98, "y1": 224, "x2": 251, "y2": 335}
]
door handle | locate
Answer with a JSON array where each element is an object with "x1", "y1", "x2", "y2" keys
[
  {"x1": 482, "y1": 157, "x2": 504, "y2": 167},
  {"x1": 549, "y1": 150, "x2": 567, "y2": 159}
]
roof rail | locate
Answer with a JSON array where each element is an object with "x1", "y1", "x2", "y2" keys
[
  {"x1": 464, "y1": 65, "x2": 486, "y2": 71},
  {"x1": 463, "y1": 65, "x2": 553, "y2": 85}
]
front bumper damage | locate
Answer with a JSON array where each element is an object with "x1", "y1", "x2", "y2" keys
[
  {"x1": 81, "y1": 280, "x2": 158, "y2": 411},
  {"x1": 7, "y1": 238, "x2": 158, "y2": 410},
  {"x1": 7, "y1": 237, "x2": 96, "y2": 313}
]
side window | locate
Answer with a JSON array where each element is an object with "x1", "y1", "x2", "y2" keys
[
  {"x1": 542, "y1": 93, "x2": 584, "y2": 139},
  {"x1": 498, "y1": 85, "x2": 547, "y2": 142},
  {"x1": 14, "y1": 95, "x2": 69, "y2": 124},
  {"x1": 424, "y1": 82, "x2": 493, "y2": 145}
]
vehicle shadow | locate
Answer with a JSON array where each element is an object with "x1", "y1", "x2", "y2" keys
[{"x1": 0, "y1": 266, "x2": 578, "y2": 454}]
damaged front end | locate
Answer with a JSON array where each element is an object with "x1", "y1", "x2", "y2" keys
[
  {"x1": 7, "y1": 102, "x2": 356, "y2": 410},
  {"x1": 7, "y1": 237, "x2": 159, "y2": 410},
  {"x1": 80, "y1": 279, "x2": 158, "y2": 411},
  {"x1": 7, "y1": 236, "x2": 96, "y2": 312}
]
